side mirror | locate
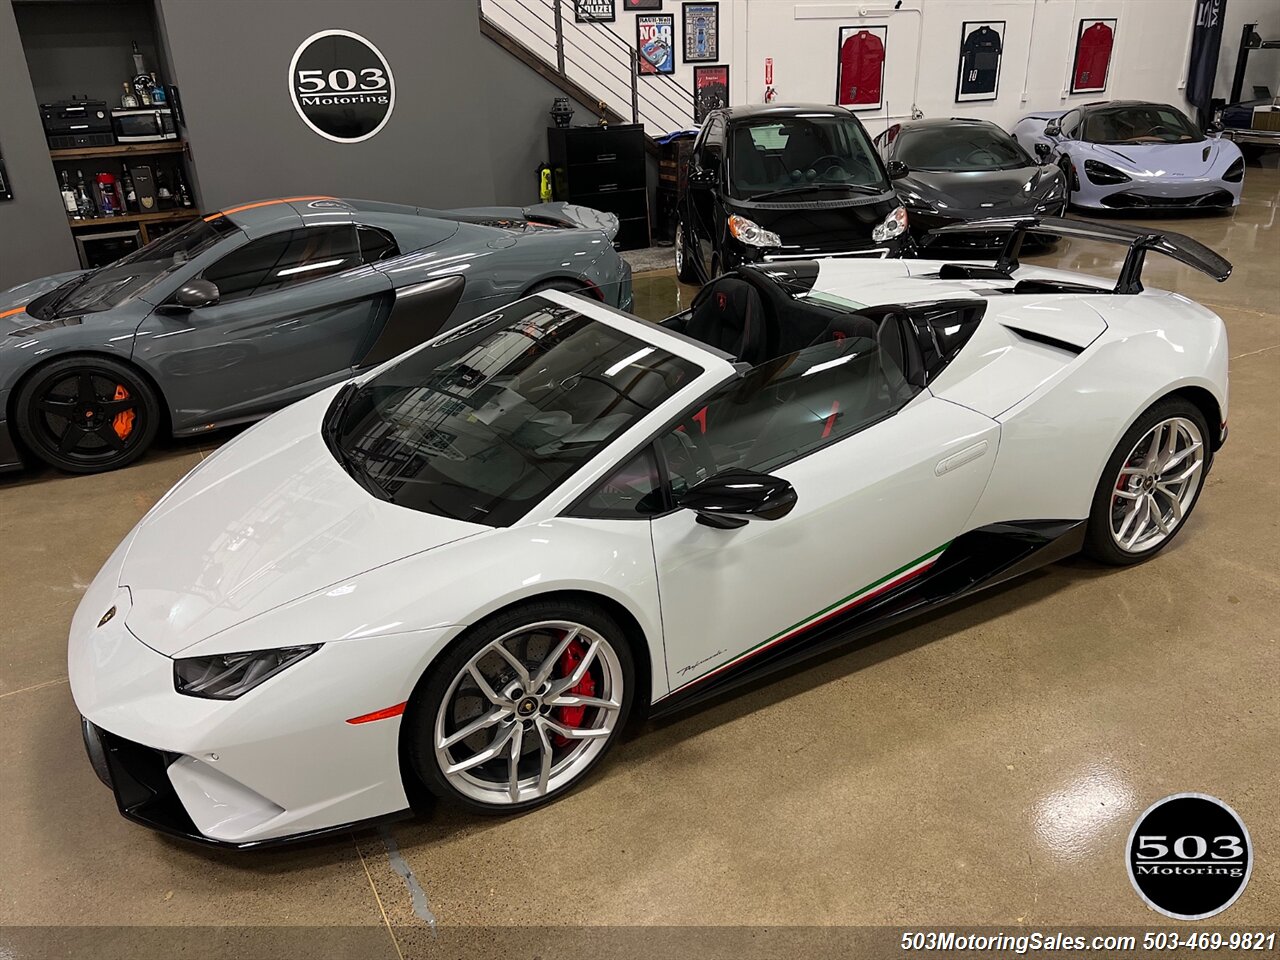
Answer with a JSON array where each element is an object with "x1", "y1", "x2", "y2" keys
[
  {"x1": 886, "y1": 159, "x2": 909, "y2": 180},
  {"x1": 1034, "y1": 142, "x2": 1052, "y2": 162},
  {"x1": 679, "y1": 468, "x2": 798, "y2": 529},
  {"x1": 173, "y1": 279, "x2": 220, "y2": 309},
  {"x1": 1044, "y1": 121, "x2": 1061, "y2": 138}
]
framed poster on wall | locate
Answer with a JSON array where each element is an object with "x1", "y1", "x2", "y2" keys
[
  {"x1": 637, "y1": 14, "x2": 675, "y2": 75},
  {"x1": 683, "y1": 3, "x2": 718, "y2": 62},
  {"x1": 836, "y1": 25, "x2": 887, "y2": 111},
  {"x1": 574, "y1": 0, "x2": 615, "y2": 23},
  {"x1": 693, "y1": 64, "x2": 729, "y2": 123},
  {"x1": 955, "y1": 21, "x2": 1004, "y2": 102},
  {"x1": 623, "y1": 0, "x2": 663, "y2": 10},
  {"x1": 1071, "y1": 18, "x2": 1116, "y2": 94}
]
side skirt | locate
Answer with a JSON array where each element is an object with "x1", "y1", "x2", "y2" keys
[{"x1": 648, "y1": 519, "x2": 1085, "y2": 719}]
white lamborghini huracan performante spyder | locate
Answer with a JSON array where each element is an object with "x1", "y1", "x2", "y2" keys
[{"x1": 70, "y1": 218, "x2": 1230, "y2": 847}]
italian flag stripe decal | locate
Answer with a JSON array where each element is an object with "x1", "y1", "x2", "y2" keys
[{"x1": 672, "y1": 542, "x2": 951, "y2": 693}]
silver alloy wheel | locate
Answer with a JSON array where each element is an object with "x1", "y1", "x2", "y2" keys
[
  {"x1": 1110, "y1": 416, "x2": 1205, "y2": 554},
  {"x1": 674, "y1": 222, "x2": 685, "y2": 274},
  {"x1": 433, "y1": 620, "x2": 623, "y2": 806}
]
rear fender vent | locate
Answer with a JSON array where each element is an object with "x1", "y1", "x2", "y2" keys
[{"x1": 1002, "y1": 325, "x2": 1085, "y2": 355}]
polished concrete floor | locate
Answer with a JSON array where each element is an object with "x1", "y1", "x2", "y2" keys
[{"x1": 1, "y1": 171, "x2": 1277, "y2": 958}]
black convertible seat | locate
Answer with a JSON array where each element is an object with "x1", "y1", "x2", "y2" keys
[{"x1": 684, "y1": 277, "x2": 774, "y2": 365}]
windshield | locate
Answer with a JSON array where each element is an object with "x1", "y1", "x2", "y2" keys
[
  {"x1": 25, "y1": 217, "x2": 239, "y2": 320},
  {"x1": 1083, "y1": 105, "x2": 1202, "y2": 144},
  {"x1": 328, "y1": 298, "x2": 701, "y2": 526},
  {"x1": 118, "y1": 215, "x2": 239, "y2": 266},
  {"x1": 896, "y1": 125, "x2": 1031, "y2": 171},
  {"x1": 728, "y1": 115, "x2": 888, "y2": 200}
]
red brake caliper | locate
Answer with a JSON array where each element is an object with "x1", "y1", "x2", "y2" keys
[{"x1": 552, "y1": 639, "x2": 595, "y2": 747}]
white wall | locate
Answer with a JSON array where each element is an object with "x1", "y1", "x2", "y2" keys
[{"x1": 484, "y1": 0, "x2": 1280, "y2": 137}]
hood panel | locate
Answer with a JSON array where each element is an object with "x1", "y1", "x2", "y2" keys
[
  {"x1": 1091, "y1": 139, "x2": 1220, "y2": 175},
  {"x1": 902, "y1": 165, "x2": 1054, "y2": 213},
  {"x1": 735, "y1": 195, "x2": 898, "y2": 251},
  {"x1": 119, "y1": 392, "x2": 486, "y2": 655}
]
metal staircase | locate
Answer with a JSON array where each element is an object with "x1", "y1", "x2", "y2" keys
[{"x1": 479, "y1": 0, "x2": 695, "y2": 135}]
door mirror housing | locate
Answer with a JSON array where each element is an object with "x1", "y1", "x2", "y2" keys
[
  {"x1": 1034, "y1": 142, "x2": 1052, "y2": 162},
  {"x1": 886, "y1": 159, "x2": 909, "y2": 180},
  {"x1": 173, "y1": 279, "x2": 220, "y2": 309},
  {"x1": 1043, "y1": 121, "x2": 1061, "y2": 138},
  {"x1": 679, "y1": 468, "x2": 798, "y2": 529}
]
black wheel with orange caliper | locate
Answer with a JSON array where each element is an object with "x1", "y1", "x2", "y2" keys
[{"x1": 15, "y1": 356, "x2": 160, "y2": 473}]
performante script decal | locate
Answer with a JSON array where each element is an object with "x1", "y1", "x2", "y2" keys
[{"x1": 670, "y1": 543, "x2": 951, "y2": 693}]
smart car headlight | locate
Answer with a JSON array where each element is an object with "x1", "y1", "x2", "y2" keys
[
  {"x1": 1084, "y1": 160, "x2": 1130, "y2": 185},
  {"x1": 174, "y1": 645, "x2": 320, "y2": 699},
  {"x1": 728, "y1": 215, "x2": 781, "y2": 248},
  {"x1": 871, "y1": 205, "x2": 909, "y2": 243}
]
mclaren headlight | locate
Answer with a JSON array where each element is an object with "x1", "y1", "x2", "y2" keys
[
  {"x1": 872, "y1": 205, "x2": 909, "y2": 243},
  {"x1": 1224, "y1": 157, "x2": 1244, "y2": 183},
  {"x1": 174, "y1": 645, "x2": 321, "y2": 699},
  {"x1": 728, "y1": 214, "x2": 781, "y2": 248},
  {"x1": 1084, "y1": 159, "x2": 1130, "y2": 185}
]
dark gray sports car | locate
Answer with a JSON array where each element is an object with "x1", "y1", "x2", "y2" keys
[{"x1": 0, "y1": 196, "x2": 631, "y2": 474}]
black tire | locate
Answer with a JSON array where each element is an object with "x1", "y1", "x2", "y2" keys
[
  {"x1": 675, "y1": 220, "x2": 698, "y2": 283},
  {"x1": 15, "y1": 355, "x2": 161, "y2": 474},
  {"x1": 405, "y1": 598, "x2": 636, "y2": 815},
  {"x1": 1082, "y1": 398, "x2": 1212, "y2": 566},
  {"x1": 528, "y1": 278, "x2": 588, "y2": 297}
]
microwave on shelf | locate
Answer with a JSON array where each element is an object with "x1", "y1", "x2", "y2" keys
[{"x1": 111, "y1": 107, "x2": 177, "y2": 142}]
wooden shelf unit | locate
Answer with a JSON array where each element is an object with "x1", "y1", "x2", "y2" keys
[
  {"x1": 66, "y1": 208, "x2": 199, "y2": 230},
  {"x1": 49, "y1": 140, "x2": 187, "y2": 161}
]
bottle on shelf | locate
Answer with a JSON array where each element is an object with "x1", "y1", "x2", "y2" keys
[
  {"x1": 132, "y1": 40, "x2": 147, "y2": 76},
  {"x1": 150, "y1": 74, "x2": 167, "y2": 105},
  {"x1": 120, "y1": 81, "x2": 139, "y2": 109},
  {"x1": 176, "y1": 171, "x2": 193, "y2": 208},
  {"x1": 60, "y1": 170, "x2": 80, "y2": 219},
  {"x1": 120, "y1": 165, "x2": 137, "y2": 213},
  {"x1": 136, "y1": 77, "x2": 153, "y2": 107},
  {"x1": 155, "y1": 169, "x2": 173, "y2": 207},
  {"x1": 74, "y1": 170, "x2": 96, "y2": 219},
  {"x1": 95, "y1": 173, "x2": 117, "y2": 217}
]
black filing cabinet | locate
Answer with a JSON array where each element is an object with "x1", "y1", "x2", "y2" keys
[{"x1": 547, "y1": 124, "x2": 649, "y2": 250}]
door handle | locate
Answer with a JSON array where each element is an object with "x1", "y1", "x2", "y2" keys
[{"x1": 935, "y1": 440, "x2": 988, "y2": 477}]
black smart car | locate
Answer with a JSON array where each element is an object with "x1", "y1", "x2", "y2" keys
[
  {"x1": 676, "y1": 104, "x2": 910, "y2": 284},
  {"x1": 873, "y1": 118, "x2": 1067, "y2": 250}
]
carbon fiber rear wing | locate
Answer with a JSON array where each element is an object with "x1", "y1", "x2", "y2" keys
[{"x1": 926, "y1": 216, "x2": 1233, "y2": 294}]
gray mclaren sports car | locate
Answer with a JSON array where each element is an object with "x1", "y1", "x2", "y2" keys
[{"x1": 0, "y1": 196, "x2": 632, "y2": 474}]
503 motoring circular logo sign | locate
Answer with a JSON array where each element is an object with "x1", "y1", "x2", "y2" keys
[
  {"x1": 288, "y1": 30, "x2": 395, "y2": 143},
  {"x1": 1127, "y1": 793, "x2": 1253, "y2": 920}
]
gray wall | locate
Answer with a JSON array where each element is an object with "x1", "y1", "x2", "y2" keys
[
  {"x1": 0, "y1": 0, "x2": 596, "y2": 288},
  {"x1": 156, "y1": 0, "x2": 593, "y2": 212},
  {"x1": 0, "y1": 0, "x2": 81, "y2": 288}
]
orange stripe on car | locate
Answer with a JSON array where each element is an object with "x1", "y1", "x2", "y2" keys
[
  {"x1": 0, "y1": 307, "x2": 27, "y2": 320},
  {"x1": 204, "y1": 196, "x2": 336, "y2": 222}
]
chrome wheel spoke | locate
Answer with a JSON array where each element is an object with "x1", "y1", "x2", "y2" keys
[
  {"x1": 541, "y1": 717, "x2": 611, "y2": 741},
  {"x1": 444, "y1": 722, "x2": 516, "y2": 775},
  {"x1": 490, "y1": 642, "x2": 532, "y2": 689},
  {"x1": 467, "y1": 663, "x2": 512, "y2": 708},
  {"x1": 1144, "y1": 424, "x2": 1163, "y2": 466},
  {"x1": 1148, "y1": 494, "x2": 1172, "y2": 535},
  {"x1": 547, "y1": 639, "x2": 601, "y2": 697},
  {"x1": 1163, "y1": 461, "x2": 1202, "y2": 485},
  {"x1": 530, "y1": 626, "x2": 580, "y2": 691},
  {"x1": 535, "y1": 721, "x2": 554, "y2": 796},
  {"x1": 1155, "y1": 483, "x2": 1184, "y2": 522},
  {"x1": 546, "y1": 693, "x2": 620, "y2": 712},
  {"x1": 1113, "y1": 488, "x2": 1141, "y2": 501},
  {"x1": 507, "y1": 722, "x2": 524, "y2": 802},
  {"x1": 1124, "y1": 497, "x2": 1151, "y2": 549},
  {"x1": 438, "y1": 706, "x2": 508, "y2": 750},
  {"x1": 1160, "y1": 441, "x2": 1201, "y2": 475}
]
